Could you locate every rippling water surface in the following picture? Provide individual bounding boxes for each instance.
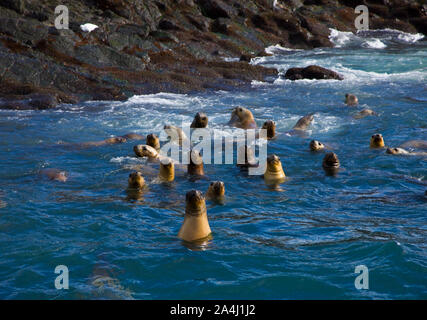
[0,30,426,299]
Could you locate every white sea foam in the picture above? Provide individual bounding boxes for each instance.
[328,29,354,47]
[329,28,424,48]
[223,57,240,62]
[362,39,387,49]
[265,44,303,55]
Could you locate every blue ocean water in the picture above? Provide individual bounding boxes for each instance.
[0,29,426,299]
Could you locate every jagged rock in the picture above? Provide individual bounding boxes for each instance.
[0,0,423,108]
[285,65,344,80]
[196,0,237,19]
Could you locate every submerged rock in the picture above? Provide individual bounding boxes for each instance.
[284,65,344,81]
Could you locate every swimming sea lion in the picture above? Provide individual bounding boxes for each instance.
[370,133,385,148]
[353,109,376,119]
[190,112,208,128]
[264,154,286,183]
[121,133,145,140]
[399,140,427,150]
[386,147,427,156]
[262,120,276,140]
[188,150,204,176]
[146,134,160,151]
[206,181,225,201]
[345,93,358,106]
[237,145,257,169]
[77,136,127,148]
[40,168,68,182]
[293,114,314,131]
[310,140,325,152]
[164,125,187,146]
[133,145,159,160]
[178,190,212,242]
[228,107,257,129]
[128,172,145,189]
[322,152,340,175]
[159,159,175,182]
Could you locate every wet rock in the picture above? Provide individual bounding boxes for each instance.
[196,0,236,19]
[0,0,423,108]
[285,65,344,80]
[211,18,232,35]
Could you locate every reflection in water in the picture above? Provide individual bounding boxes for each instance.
[181,234,213,251]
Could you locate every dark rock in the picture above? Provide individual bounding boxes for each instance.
[196,0,236,19]
[239,54,254,62]
[159,19,182,31]
[0,0,423,108]
[211,18,232,35]
[410,17,427,35]
[285,65,344,80]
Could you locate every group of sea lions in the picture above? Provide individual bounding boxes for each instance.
[38,93,426,244]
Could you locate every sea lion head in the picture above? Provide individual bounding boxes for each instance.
[105,137,127,144]
[310,140,325,152]
[207,181,225,199]
[265,154,286,181]
[178,190,211,243]
[146,133,160,150]
[159,158,175,181]
[188,150,204,175]
[345,93,358,106]
[262,120,276,139]
[229,106,256,129]
[370,133,385,148]
[322,152,340,175]
[185,190,206,216]
[386,147,409,155]
[191,112,208,128]
[293,114,314,130]
[133,144,158,158]
[128,172,145,189]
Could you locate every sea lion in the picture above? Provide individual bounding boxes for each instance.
[237,145,257,169]
[146,133,160,151]
[190,112,208,128]
[228,106,257,129]
[159,159,175,182]
[399,140,427,150]
[264,154,286,183]
[178,190,212,242]
[133,145,159,160]
[370,133,385,148]
[310,140,325,152]
[386,147,427,156]
[206,181,225,201]
[121,133,145,140]
[345,93,358,106]
[262,120,276,140]
[293,114,314,131]
[77,136,127,148]
[128,172,145,189]
[164,125,187,146]
[40,168,68,182]
[188,150,204,176]
[353,109,376,119]
[322,152,340,175]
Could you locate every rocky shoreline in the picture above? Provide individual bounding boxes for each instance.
[0,0,425,109]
